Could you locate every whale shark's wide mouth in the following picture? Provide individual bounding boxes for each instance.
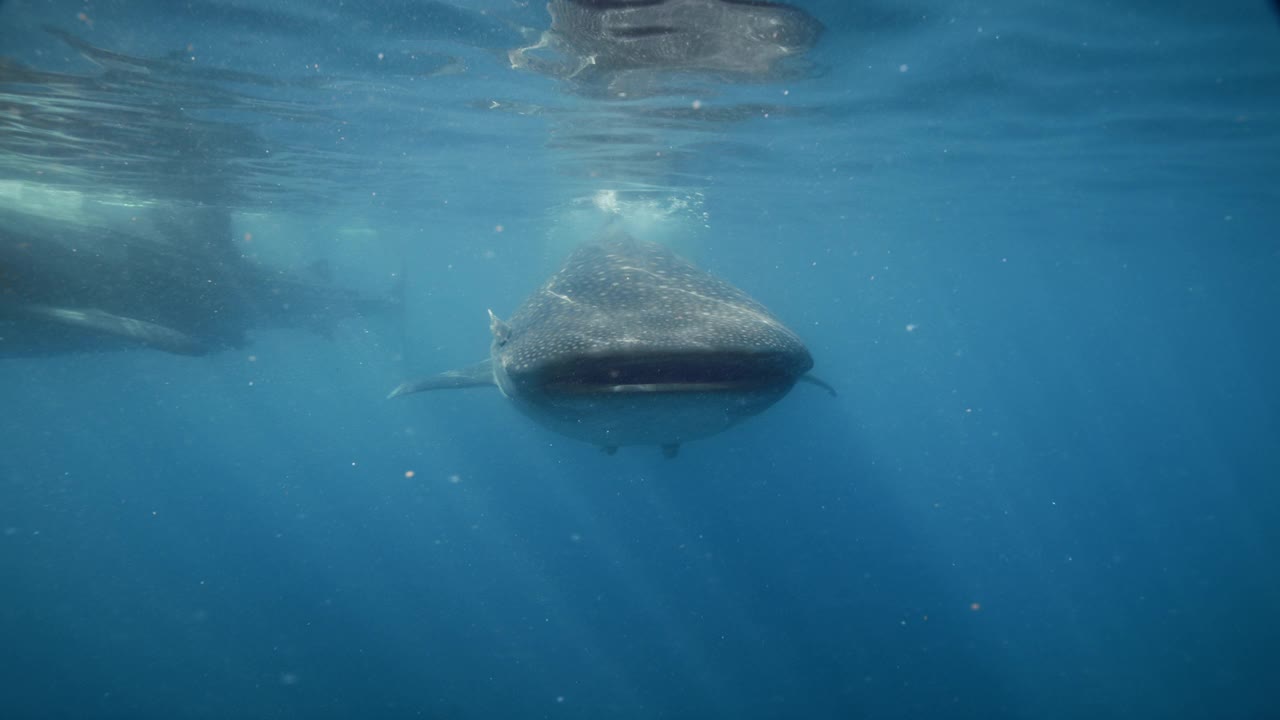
[516,350,809,395]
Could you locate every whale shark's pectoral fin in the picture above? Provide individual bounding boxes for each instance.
[386,360,496,399]
[24,304,208,356]
[799,373,838,397]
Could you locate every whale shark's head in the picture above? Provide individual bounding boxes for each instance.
[493,233,814,385]
[544,0,824,75]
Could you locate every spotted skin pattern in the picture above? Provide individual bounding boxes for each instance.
[498,232,811,386]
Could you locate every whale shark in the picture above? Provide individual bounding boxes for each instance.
[0,204,396,357]
[388,228,833,457]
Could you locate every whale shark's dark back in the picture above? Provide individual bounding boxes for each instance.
[497,232,812,394]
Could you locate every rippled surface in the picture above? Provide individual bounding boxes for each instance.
[4,2,1275,211]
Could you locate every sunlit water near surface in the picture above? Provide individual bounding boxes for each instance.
[1,1,1278,718]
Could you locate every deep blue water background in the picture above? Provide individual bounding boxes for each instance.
[2,1,1279,718]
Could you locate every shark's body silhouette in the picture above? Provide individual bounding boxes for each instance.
[390,229,832,456]
[0,205,394,357]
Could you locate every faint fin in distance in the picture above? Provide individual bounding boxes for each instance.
[307,258,333,283]
[799,373,837,397]
[387,360,496,399]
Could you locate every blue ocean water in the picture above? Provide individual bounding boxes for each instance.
[1,1,1278,718]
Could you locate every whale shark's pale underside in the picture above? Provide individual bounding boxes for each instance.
[389,229,833,457]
